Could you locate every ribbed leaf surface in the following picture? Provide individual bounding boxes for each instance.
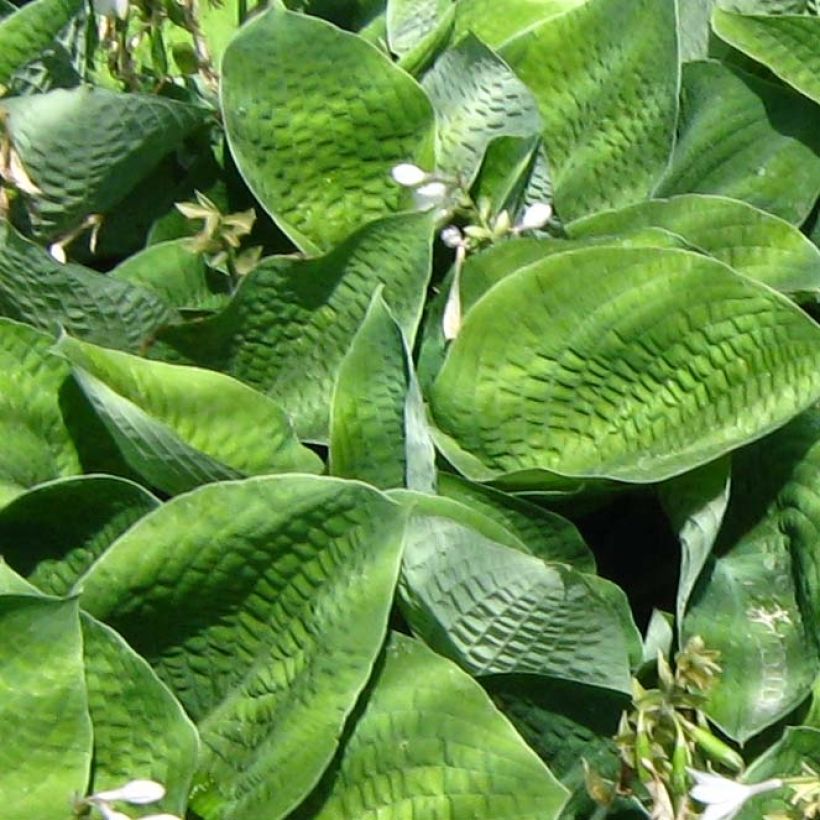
[309,633,569,819]
[55,334,322,495]
[155,212,434,441]
[400,514,639,692]
[0,220,176,351]
[0,595,91,820]
[81,615,199,816]
[1,88,206,241]
[498,0,679,220]
[657,61,820,224]
[683,411,820,741]
[0,318,80,505]
[76,476,407,820]
[569,195,820,295]
[0,475,159,596]
[431,246,820,483]
[221,6,435,252]
[713,9,820,104]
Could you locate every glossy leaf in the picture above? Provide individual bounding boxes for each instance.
[0,317,80,505]
[0,594,91,820]
[0,475,159,596]
[569,194,820,296]
[0,219,176,351]
[400,513,639,692]
[422,33,542,187]
[330,292,435,491]
[713,8,820,104]
[386,0,448,56]
[76,476,407,820]
[55,334,322,495]
[221,5,435,252]
[0,0,82,85]
[659,458,731,624]
[437,472,595,570]
[0,87,206,241]
[154,212,434,441]
[308,633,570,819]
[497,0,679,220]
[683,411,820,740]
[109,238,228,312]
[431,246,820,483]
[81,614,199,816]
[656,61,820,224]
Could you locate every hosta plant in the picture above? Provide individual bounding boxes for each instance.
[0,0,819,818]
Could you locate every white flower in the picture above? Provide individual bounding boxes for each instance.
[689,769,783,820]
[412,180,449,212]
[515,202,552,232]
[93,0,128,17]
[93,779,166,805]
[390,163,428,187]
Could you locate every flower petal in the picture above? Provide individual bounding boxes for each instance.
[93,779,166,805]
[390,163,427,187]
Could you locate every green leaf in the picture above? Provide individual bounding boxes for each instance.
[1,87,206,241]
[437,472,596,570]
[109,238,229,313]
[683,411,820,740]
[330,291,434,490]
[0,594,91,819]
[430,246,820,483]
[0,0,82,86]
[307,632,570,819]
[497,0,679,220]
[386,0,448,55]
[400,513,639,692]
[0,220,177,351]
[713,8,820,104]
[678,0,717,62]
[76,475,407,820]
[0,475,159,596]
[659,458,731,624]
[656,61,820,224]
[422,33,542,187]
[736,727,820,819]
[55,334,322,495]
[0,317,80,505]
[154,211,434,441]
[221,5,435,253]
[569,194,820,296]
[81,614,199,817]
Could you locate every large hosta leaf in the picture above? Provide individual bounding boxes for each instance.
[683,410,820,741]
[421,33,542,187]
[656,61,820,224]
[221,5,435,253]
[0,318,80,505]
[496,0,678,220]
[0,220,176,351]
[307,633,569,819]
[0,0,82,85]
[0,475,159,596]
[713,8,820,104]
[0,594,91,819]
[400,514,639,692]
[155,211,434,441]
[430,246,820,483]
[81,615,198,816]
[0,87,206,241]
[330,291,434,490]
[76,476,407,820]
[55,334,321,495]
[569,195,820,296]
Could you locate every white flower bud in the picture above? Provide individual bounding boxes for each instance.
[93,0,129,17]
[517,202,553,231]
[412,181,448,211]
[390,163,428,187]
[93,779,166,805]
[440,226,463,248]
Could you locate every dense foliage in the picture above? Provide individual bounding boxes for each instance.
[0,0,819,818]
